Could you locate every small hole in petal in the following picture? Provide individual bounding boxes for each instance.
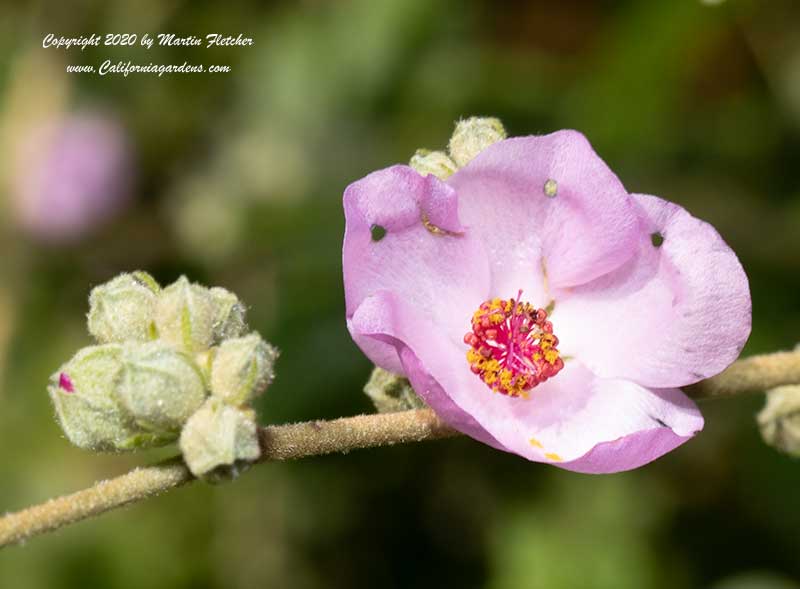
[650,232,664,248]
[543,179,558,198]
[370,224,387,242]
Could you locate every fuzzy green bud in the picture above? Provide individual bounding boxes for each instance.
[210,333,278,405]
[118,342,207,432]
[409,149,457,180]
[48,345,175,452]
[758,385,800,457]
[448,116,507,167]
[179,398,261,480]
[364,367,425,413]
[155,276,216,353]
[194,348,216,384]
[209,287,248,343]
[87,272,160,343]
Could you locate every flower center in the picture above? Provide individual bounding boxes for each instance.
[463,291,563,398]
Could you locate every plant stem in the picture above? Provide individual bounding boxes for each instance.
[1,349,799,550]
[0,408,455,549]
[685,349,800,399]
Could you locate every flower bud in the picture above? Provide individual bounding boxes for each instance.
[194,348,216,384]
[757,385,800,457]
[118,342,207,432]
[48,345,175,452]
[448,116,507,167]
[87,272,160,344]
[209,287,248,343]
[154,276,216,353]
[364,367,425,413]
[409,149,457,180]
[179,398,261,480]
[210,334,278,405]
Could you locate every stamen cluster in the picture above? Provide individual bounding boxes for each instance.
[464,293,563,398]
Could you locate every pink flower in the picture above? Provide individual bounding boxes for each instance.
[343,130,751,473]
[11,114,133,243]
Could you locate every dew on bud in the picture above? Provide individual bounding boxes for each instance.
[179,398,261,479]
[209,287,248,344]
[154,276,216,353]
[51,272,278,467]
[48,344,175,452]
[210,333,278,406]
[117,341,207,432]
[87,272,160,344]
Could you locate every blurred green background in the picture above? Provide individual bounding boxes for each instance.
[1,0,799,587]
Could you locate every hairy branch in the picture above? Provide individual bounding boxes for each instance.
[1,349,799,550]
[685,350,800,399]
[0,408,455,549]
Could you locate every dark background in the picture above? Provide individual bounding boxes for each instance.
[0,1,799,587]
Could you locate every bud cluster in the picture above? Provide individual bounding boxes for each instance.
[409,117,507,180]
[49,272,278,480]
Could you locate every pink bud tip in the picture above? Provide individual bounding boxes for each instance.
[59,372,74,393]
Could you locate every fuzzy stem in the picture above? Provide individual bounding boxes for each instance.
[1,349,799,549]
[685,350,800,399]
[0,408,455,549]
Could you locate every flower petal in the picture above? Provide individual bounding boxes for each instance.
[343,165,490,373]
[554,193,751,388]
[447,131,641,302]
[508,372,703,473]
[348,290,505,450]
[349,289,702,473]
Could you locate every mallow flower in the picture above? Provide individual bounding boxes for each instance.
[11,113,133,243]
[343,120,751,473]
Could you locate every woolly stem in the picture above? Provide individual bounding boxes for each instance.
[0,408,455,549]
[1,349,799,550]
[685,349,800,399]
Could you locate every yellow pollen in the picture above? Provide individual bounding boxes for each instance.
[421,213,448,235]
[544,452,563,462]
[528,437,543,448]
[465,292,563,398]
[483,359,500,373]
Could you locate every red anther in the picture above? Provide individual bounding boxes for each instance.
[464,292,564,398]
